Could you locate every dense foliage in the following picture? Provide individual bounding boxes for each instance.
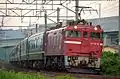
[101,51,120,75]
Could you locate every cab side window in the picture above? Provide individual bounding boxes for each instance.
[90,32,95,38]
[65,30,80,37]
[90,32,101,39]
[83,32,88,38]
[96,33,100,39]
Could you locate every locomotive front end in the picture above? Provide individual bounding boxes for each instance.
[64,24,103,71]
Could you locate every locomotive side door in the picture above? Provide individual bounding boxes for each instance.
[81,30,90,53]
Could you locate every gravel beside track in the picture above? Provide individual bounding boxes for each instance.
[40,70,120,79]
[0,60,120,79]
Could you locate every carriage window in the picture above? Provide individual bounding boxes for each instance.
[65,30,80,37]
[83,32,88,38]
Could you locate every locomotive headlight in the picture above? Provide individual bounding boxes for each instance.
[100,43,103,46]
[94,27,97,30]
[74,26,77,29]
[68,57,71,61]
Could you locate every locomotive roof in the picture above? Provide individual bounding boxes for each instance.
[66,24,103,31]
[46,27,67,33]
[46,24,103,33]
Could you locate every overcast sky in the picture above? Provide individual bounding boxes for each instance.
[0,0,118,29]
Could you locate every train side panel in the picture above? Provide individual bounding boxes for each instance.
[45,28,64,56]
[20,38,28,61]
[27,33,44,60]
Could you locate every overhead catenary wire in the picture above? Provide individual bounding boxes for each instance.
[0,0,119,28]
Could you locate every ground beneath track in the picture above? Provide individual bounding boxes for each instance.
[0,60,120,79]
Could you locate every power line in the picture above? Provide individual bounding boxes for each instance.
[0,3,60,5]
[1,26,30,27]
[0,15,75,17]
[0,8,57,10]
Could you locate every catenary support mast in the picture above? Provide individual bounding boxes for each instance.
[75,0,79,20]
[119,0,120,54]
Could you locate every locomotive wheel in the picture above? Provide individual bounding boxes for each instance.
[36,61,40,69]
[37,61,43,69]
[23,62,26,68]
[57,60,64,71]
[45,57,51,70]
[58,62,63,71]
[32,61,37,69]
[51,59,57,71]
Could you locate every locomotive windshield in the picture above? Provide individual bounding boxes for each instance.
[65,30,81,37]
[90,32,103,39]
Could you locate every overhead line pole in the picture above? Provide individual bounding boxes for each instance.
[57,7,60,23]
[118,0,120,54]
[5,0,7,16]
[99,3,101,19]
[75,0,79,20]
[44,11,47,31]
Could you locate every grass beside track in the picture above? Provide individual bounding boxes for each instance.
[0,70,92,79]
[0,70,46,79]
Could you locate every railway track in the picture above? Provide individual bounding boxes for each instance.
[0,60,120,79]
[39,70,120,79]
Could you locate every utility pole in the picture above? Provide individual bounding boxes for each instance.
[57,7,60,23]
[5,0,7,16]
[66,3,68,21]
[1,16,4,29]
[44,11,47,31]
[99,3,101,18]
[36,24,38,33]
[119,0,120,54]
[75,0,79,20]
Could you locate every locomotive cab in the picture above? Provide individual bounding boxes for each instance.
[64,24,103,70]
[64,28,82,56]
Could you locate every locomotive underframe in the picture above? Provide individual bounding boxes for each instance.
[67,56,100,68]
[10,55,100,71]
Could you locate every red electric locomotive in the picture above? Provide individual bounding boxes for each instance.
[10,19,103,73]
[44,20,103,72]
